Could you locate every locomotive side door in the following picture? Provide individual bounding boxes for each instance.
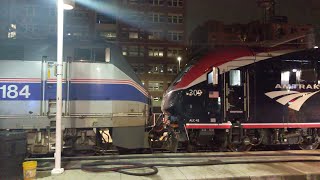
[45,61,68,117]
[224,69,249,123]
[206,67,222,123]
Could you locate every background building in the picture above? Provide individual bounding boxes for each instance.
[188,20,314,55]
[0,0,187,112]
[188,0,315,56]
[186,0,320,44]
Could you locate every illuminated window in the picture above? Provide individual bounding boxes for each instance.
[148,47,164,57]
[122,46,128,56]
[168,14,183,24]
[129,32,138,39]
[229,70,241,86]
[7,32,16,39]
[281,71,290,85]
[208,67,218,85]
[159,65,164,73]
[99,31,117,39]
[8,24,16,39]
[147,64,164,74]
[148,81,164,91]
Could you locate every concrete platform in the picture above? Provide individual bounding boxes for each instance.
[36,150,320,180]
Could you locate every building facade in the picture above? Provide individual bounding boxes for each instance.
[189,20,314,56]
[0,0,187,112]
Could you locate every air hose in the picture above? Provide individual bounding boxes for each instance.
[81,161,158,176]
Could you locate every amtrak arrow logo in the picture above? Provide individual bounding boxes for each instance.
[265,90,320,111]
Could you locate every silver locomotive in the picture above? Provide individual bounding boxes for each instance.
[0,43,151,154]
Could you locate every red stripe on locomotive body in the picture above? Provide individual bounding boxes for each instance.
[0,78,40,80]
[242,123,320,129]
[0,78,41,83]
[185,123,232,129]
[185,123,320,129]
[173,47,255,90]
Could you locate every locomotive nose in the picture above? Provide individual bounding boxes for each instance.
[161,90,180,115]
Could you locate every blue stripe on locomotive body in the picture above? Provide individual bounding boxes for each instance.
[45,82,67,100]
[0,82,148,103]
[69,83,148,103]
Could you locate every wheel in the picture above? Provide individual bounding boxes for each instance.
[228,143,252,152]
[299,129,320,150]
[299,140,319,150]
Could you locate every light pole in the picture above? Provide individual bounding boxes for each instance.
[177,56,182,72]
[51,0,73,175]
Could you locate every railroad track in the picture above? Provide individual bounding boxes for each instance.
[27,143,316,159]
[29,149,320,176]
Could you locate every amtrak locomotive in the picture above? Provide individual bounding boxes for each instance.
[161,47,320,152]
[0,43,151,154]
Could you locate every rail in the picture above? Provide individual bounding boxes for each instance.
[29,150,320,176]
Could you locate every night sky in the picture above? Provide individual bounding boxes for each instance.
[186,0,319,37]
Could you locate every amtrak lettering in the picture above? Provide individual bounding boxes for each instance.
[265,84,320,111]
[274,84,320,90]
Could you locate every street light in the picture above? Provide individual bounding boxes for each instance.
[63,0,74,10]
[177,56,182,72]
[51,0,74,175]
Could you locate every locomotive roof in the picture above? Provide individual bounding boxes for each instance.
[109,45,144,87]
[169,46,316,92]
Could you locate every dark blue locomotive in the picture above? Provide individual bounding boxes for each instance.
[161,47,320,151]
